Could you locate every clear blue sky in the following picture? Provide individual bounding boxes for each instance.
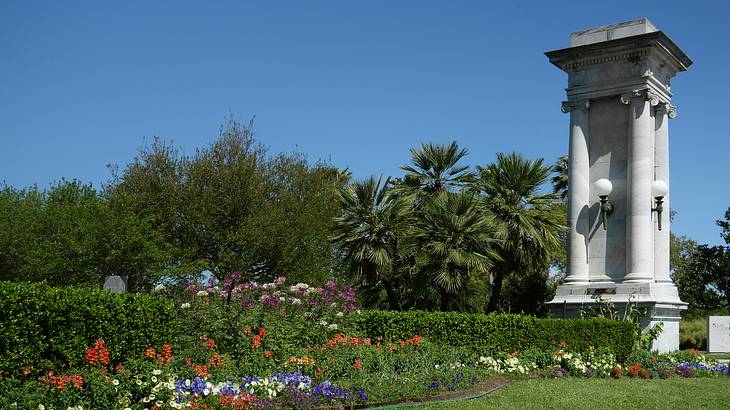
[1,1,729,246]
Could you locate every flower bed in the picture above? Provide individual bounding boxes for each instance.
[2,276,728,409]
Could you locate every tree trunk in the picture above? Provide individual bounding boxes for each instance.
[440,289,451,311]
[383,280,400,311]
[486,265,507,313]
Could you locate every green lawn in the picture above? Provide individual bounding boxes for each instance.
[405,378,730,409]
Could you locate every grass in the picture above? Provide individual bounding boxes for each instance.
[406,377,730,409]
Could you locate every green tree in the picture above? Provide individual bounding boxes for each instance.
[399,141,475,196]
[108,117,343,284]
[477,152,565,313]
[332,176,410,309]
[551,155,569,199]
[673,208,730,312]
[412,191,499,311]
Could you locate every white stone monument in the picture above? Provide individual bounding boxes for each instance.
[545,19,692,353]
[103,275,127,293]
[708,316,730,353]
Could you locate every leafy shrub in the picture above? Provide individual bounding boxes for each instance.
[680,317,707,350]
[0,281,176,376]
[352,310,635,362]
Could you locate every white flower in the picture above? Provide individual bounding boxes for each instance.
[279,296,286,302]
[319,320,328,326]
[196,290,208,297]
[37,405,45,410]
[291,298,302,305]
[180,302,191,309]
[135,379,143,386]
[328,323,338,330]
[152,369,162,375]
[203,388,210,395]
[336,312,344,317]
[149,394,155,400]
[154,284,165,292]
[112,379,120,386]
[151,376,158,383]
[156,402,163,407]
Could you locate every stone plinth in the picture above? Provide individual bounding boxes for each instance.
[708,317,730,353]
[546,19,692,353]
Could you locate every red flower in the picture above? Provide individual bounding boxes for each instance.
[263,351,273,359]
[85,339,110,367]
[257,328,267,338]
[353,358,362,369]
[205,338,215,350]
[252,335,261,349]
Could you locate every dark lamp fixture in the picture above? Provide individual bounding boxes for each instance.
[651,180,668,231]
[594,179,614,230]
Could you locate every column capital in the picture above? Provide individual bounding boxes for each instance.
[655,102,678,119]
[620,89,662,106]
[561,99,590,113]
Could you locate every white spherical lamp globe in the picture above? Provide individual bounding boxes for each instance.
[594,179,613,197]
[651,180,668,198]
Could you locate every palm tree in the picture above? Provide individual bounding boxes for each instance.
[399,141,475,196]
[552,155,569,199]
[332,175,410,310]
[412,191,499,311]
[477,152,566,313]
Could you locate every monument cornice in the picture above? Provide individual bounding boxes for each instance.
[545,31,692,73]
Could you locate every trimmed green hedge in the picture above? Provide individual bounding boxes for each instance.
[0,281,176,375]
[354,310,634,362]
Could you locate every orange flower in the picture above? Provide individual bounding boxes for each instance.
[210,352,225,367]
[145,347,157,359]
[253,335,261,349]
[85,339,110,367]
[159,344,173,365]
[263,351,273,359]
[353,358,362,369]
[193,364,209,378]
[205,338,215,350]
[690,348,698,357]
[244,327,252,334]
[511,351,518,358]
[22,367,31,377]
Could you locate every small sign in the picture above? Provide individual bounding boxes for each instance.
[708,316,730,353]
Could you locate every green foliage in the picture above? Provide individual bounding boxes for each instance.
[679,317,707,350]
[108,117,344,284]
[0,281,176,376]
[477,152,565,313]
[412,191,499,310]
[0,180,169,290]
[353,310,634,362]
[672,208,730,313]
[332,175,411,310]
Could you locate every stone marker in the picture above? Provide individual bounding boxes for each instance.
[103,275,126,294]
[708,316,730,353]
[545,18,692,353]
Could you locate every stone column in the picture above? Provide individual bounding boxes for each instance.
[563,100,590,284]
[623,92,655,283]
[654,103,676,283]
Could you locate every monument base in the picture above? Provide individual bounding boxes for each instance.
[547,282,687,353]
